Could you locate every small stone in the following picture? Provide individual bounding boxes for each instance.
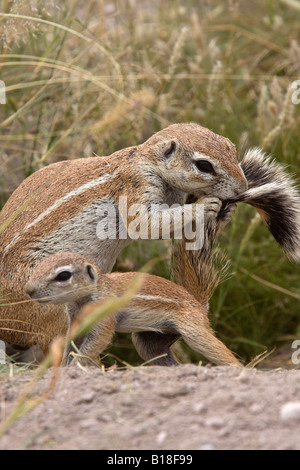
[80,418,98,429]
[96,413,111,423]
[180,366,198,377]
[159,386,189,398]
[249,403,264,415]
[199,444,214,450]
[74,392,95,404]
[233,396,245,407]
[68,369,80,379]
[280,402,300,423]
[238,372,250,384]
[156,431,167,444]
[217,427,230,437]
[193,402,206,413]
[204,417,224,428]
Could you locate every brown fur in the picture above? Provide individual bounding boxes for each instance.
[0,123,247,352]
[25,213,241,367]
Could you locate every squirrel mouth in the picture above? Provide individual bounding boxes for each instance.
[29,296,52,304]
[37,296,67,304]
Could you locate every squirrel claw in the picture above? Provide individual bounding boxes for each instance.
[195,196,222,219]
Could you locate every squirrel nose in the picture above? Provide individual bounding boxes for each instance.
[25,284,36,297]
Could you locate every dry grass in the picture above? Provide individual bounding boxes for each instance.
[0,0,300,364]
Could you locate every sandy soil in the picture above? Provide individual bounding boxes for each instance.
[0,364,300,450]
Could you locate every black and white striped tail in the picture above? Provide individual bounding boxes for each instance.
[226,148,300,262]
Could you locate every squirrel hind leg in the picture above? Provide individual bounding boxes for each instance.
[178,320,242,367]
[132,331,180,366]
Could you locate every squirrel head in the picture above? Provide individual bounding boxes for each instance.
[25,252,99,304]
[143,123,248,199]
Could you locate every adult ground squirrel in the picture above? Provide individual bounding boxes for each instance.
[25,204,241,367]
[0,123,247,352]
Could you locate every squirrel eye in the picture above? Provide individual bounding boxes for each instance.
[54,271,72,282]
[194,160,215,174]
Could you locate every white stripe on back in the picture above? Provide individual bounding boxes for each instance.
[4,172,115,254]
[134,294,178,304]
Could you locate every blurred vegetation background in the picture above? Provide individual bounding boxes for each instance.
[0,0,300,367]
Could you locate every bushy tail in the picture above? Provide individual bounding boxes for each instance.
[171,216,229,305]
[223,148,300,262]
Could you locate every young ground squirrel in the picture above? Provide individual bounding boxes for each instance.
[25,206,241,368]
[0,123,247,352]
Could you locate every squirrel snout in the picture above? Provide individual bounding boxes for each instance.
[25,283,36,298]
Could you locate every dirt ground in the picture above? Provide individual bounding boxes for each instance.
[0,363,300,450]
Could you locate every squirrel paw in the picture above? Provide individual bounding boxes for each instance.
[195,196,222,219]
[217,202,237,226]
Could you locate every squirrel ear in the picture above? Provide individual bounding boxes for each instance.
[86,265,97,282]
[155,138,179,159]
